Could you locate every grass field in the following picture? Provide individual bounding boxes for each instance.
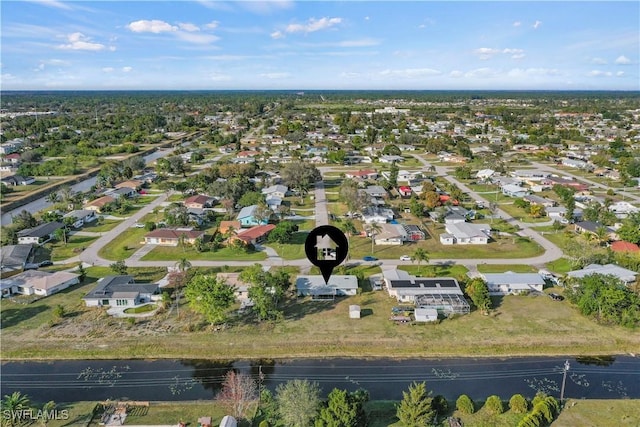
[97,227,148,261]
[476,264,538,273]
[498,202,553,223]
[80,218,123,232]
[141,245,267,261]
[46,235,99,261]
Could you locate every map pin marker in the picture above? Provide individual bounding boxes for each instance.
[304,225,349,284]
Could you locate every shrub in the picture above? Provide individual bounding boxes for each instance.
[432,395,448,415]
[258,422,269,427]
[484,395,504,415]
[517,412,542,427]
[456,394,475,414]
[52,304,65,319]
[509,394,529,413]
[532,391,547,407]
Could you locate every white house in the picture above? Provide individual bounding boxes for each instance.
[440,223,491,245]
[476,169,495,181]
[83,275,160,307]
[261,184,289,199]
[414,308,439,322]
[374,223,408,245]
[481,272,546,295]
[608,201,639,219]
[567,264,638,285]
[296,275,358,299]
[63,210,97,228]
[502,184,529,198]
[17,222,64,245]
[0,270,80,297]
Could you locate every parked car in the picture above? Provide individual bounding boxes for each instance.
[549,293,564,301]
[363,256,378,262]
[38,260,53,267]
[399,255,412,261]
[132,223,145,228]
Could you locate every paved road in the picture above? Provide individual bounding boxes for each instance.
[314,180,329,227]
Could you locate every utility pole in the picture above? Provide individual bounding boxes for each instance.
[258,364,265,404]
[560,359,570,402]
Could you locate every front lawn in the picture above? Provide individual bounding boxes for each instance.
[141,245,267,261]
[46,235,99,261]
[477,264,538,273]
[98,227,147,261]
[81,218,122,232]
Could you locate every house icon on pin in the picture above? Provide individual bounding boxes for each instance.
[316,234,338,260]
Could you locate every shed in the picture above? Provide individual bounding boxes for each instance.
[219,416,237,427]
[414,308,439,322]
[198,417,212,427]
[349,305,361,319]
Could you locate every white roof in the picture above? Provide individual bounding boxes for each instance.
[296,275,358,291]
[445,223,491,239]
[482,272,545,286]
[567,263,637,283]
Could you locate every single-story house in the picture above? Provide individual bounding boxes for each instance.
[502,184,529,198]
[84,195,116,213]
[523,195,556,208]
[296,275,358,299]
[382,269,470,315]
[480,272,546,295]
[566,263,637,285]
[234,224,276,245]
[261,184,289,199]
[237,205,269,227]
[219,221,241,235]
[476,169,495,181]
[543,176,589,192]
[17,221,64,245]
[105,187,137,199]
[1,175,35,186]
[398,186,412,197]
[608,201,639,219]
[143,228,205,246]
[379,155,404,163]
[374,223,408,245]
[362,206,394,224]
[1,270,79,297]
[83,275,160,307]
[574,221,616,240]
[440,223,491,245]
[216,272,250,301]
[610,241,640,253]
[184,194,215,209]
[0,244,34,278]
[265,195,282,211]
[364,185,387,198]
[345,170,378,180]
[115,180,143,190]
[63,210,97,228]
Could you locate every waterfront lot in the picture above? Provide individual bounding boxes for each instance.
[2,274,639,360]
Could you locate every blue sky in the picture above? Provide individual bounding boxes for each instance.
[1,1,639,90]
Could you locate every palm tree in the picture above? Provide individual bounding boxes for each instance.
[366,222,382,254]
[173,258,192,315]
[594,226,610,247]
[412,248,429,275]
[45,191,60,204]
[176,257,192,272]
[338,220,357,261]
[2,391,31,427]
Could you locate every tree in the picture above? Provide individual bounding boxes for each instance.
[1,391,31,427]
[54,227,68,245]
[45,191,60,204]
[484,395,504,415]
[455,394,475,414]
[109,260,128,275]
[616,214,640,244]
[423,191,440,210]
[395,381,435,427]
[388,162,399,188]
[12,210,37,231]
[315,388,369,427]
[276,379,321,427]
[409,196,424,217]
[184,274,236,325]
[366,222,382,254]
[338,220,357,261]
[268,221,298,245]
[238,191,264,208]
[465,278,492,313]
[509,394,529,414]
[412,248,429,275]
[216,371,258,420]
[281,162,321,204]
[453,165,472,180]
[240,264,288,322]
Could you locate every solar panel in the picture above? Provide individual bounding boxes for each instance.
[437,280,458,288]
[390,280,417,288]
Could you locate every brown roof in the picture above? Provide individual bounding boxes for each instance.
[184,194,213,205]
[145,228,204,240]
[235,224,275,242]
[85,195,115,208]
[610,241,640,253]
[115,180,143,189]
[219,220,241,234]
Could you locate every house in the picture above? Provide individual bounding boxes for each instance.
[83,275,160,307]
[261,184,289,199]
[219,416,237,427]
[480,272,546,295]
[184,194,215,209]
[379,155,404,163]
[382,269,470,315]
[143,228,205,246]
[403,224,425,241]
[84,195,116,213]
[105,187,137,199]
[265,195,282,211]
[502,184,529,198]
[235,224,276,245]
[0,138,24,155]
[364,186,387,198]
[17,221,64,245]
[296,275,358,299]
[430,206,471,224]
[237,205,269,227]
[608,201,639,219]
[216,272,250,302]
[511,170,550,183]
[1,175,35,186]
[0,270,79,297]
[3,153,21,164]
[523,195,556,208]
[63,210,97,228]
[0,244,34,278]
[574,221,616,240]
[115,180,143,190]
[345,170,378,180]
[561,158,591,170]
[398,186,412,197]
[476,169,495,181]
[219,221,241,235]
[374,223,408,245]
[543,176,589,192]
[414,308,439,322]
[440,223,491,245]
[610,241,640,253]
[567,264,637,285]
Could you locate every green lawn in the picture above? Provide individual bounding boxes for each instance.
[45,235,99,261]
[97,227,147,261]
[141,245,267,261]
[84,266,168,283]
[553,398,640,427]
[124,303,158,314]
[498,203,553,223]
[476,264,538,273]
[546,258,574,274]
[81,219,122,232]
[273,232,308,260]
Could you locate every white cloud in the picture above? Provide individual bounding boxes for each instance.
[260,72,290,79]
[587,70,613,77]
[102,67,114,73]
[270,30,284,39]
[379,68,441,78]
[175,32,220,44]
[285,17,342,34]
[465,68,498,78]
[507,68,560,78]
[591,57,607,65]
[205,21,219,30]
[513,21,521,27]
[474,47,525,60]
[27,0,73,10]
[57,32,106,51]
[503,48,525,59]
[178,23,200,32]
[615,55,631,65]
[127,20,178,33]
[122,67,133,72]
[533,20,543,29]
[364,16,370,21]
[616,71,625,76]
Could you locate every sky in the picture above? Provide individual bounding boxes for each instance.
[1,0,639,91]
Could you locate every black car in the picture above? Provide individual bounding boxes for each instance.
[38,260,53,267]
[549,293,564,301]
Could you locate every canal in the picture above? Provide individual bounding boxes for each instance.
[1,356,638,402]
